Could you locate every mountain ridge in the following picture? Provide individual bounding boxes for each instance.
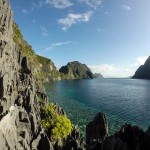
[132,56,150,79]
[59,61,94,79]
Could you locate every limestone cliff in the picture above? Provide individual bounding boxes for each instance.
[132,56,150,79]
[0,0,53,149]
[0,1,86,149]
[3,1,150,150]
[59,61,94,79]
[13,22,60,84]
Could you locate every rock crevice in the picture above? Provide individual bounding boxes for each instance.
[0,0,52,149]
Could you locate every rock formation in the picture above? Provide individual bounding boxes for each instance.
[54,126,86,150]
[59,61,94,79]
[132,56,150,79]
[86,112,109,149]
[86,112,150,150]
[0,0,86,149]
[12,22,60,83]
[0,0,53,149]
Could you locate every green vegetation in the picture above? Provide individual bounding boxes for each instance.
[41,103,73,140]
[59,61,94,79]
[13,22,34,59]
[12,22,60,83]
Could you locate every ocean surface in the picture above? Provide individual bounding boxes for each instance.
[45,78,150,138]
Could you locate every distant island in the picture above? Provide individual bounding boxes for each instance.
[132,56,150,79]
[94,73,104,78]
[59,61,94,79]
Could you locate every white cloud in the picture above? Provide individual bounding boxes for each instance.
[40,26,48,36]
[78,0,102,9]
[45,0,73,9]
[133,56,148,67]
[58,11,93,31]
[45,41,77,51]
[89,64,133,78]
[89,56,149,78]
[122,5,131,11]
[22,9,29,14]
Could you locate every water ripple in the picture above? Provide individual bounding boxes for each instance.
[45,78,150,138]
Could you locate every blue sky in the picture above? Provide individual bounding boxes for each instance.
[10,0,150,77]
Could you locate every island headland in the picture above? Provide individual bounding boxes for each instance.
[132,56,150,79]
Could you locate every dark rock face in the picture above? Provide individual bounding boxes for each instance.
[54,126,86,150]
[102,137,129,150]
[103,124,146,150]
[0,1,87,150]
[132,56,150,79]
[59,61,94,79]
[86,113,150,150]
[86,112,109,148]
[0,0,53,149]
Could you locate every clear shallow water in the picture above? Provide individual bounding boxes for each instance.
[45,78,150,138]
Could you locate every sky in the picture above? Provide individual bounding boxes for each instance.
[10,0,150,77]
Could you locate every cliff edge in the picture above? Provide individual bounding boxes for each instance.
[0,1,85,149]
[0,0,53,149]
[132,56,150,79]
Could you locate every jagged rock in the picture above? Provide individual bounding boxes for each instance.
[86,112,109,147]
[102,137,129,150]
[54,103,66,115]
[140,126,150,150]
[0,0,53,149]
[86,113,150,150]
[0,1,86,150]
[116,124,145,150]
[32,129,54,150]
[61,126,86,150]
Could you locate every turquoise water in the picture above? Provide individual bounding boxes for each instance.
[45,78,150,138]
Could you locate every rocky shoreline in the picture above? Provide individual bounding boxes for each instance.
[86,112,150,150]
[0,0,150,149]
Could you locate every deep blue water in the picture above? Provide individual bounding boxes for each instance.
[45,78,150,137]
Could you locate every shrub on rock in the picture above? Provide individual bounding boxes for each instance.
[41,103,73,140]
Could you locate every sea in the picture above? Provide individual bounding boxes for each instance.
[45,78,150,138]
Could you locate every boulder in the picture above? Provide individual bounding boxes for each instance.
[102,124,145,150]
[86,112,109,145]
[102,137,129,150]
